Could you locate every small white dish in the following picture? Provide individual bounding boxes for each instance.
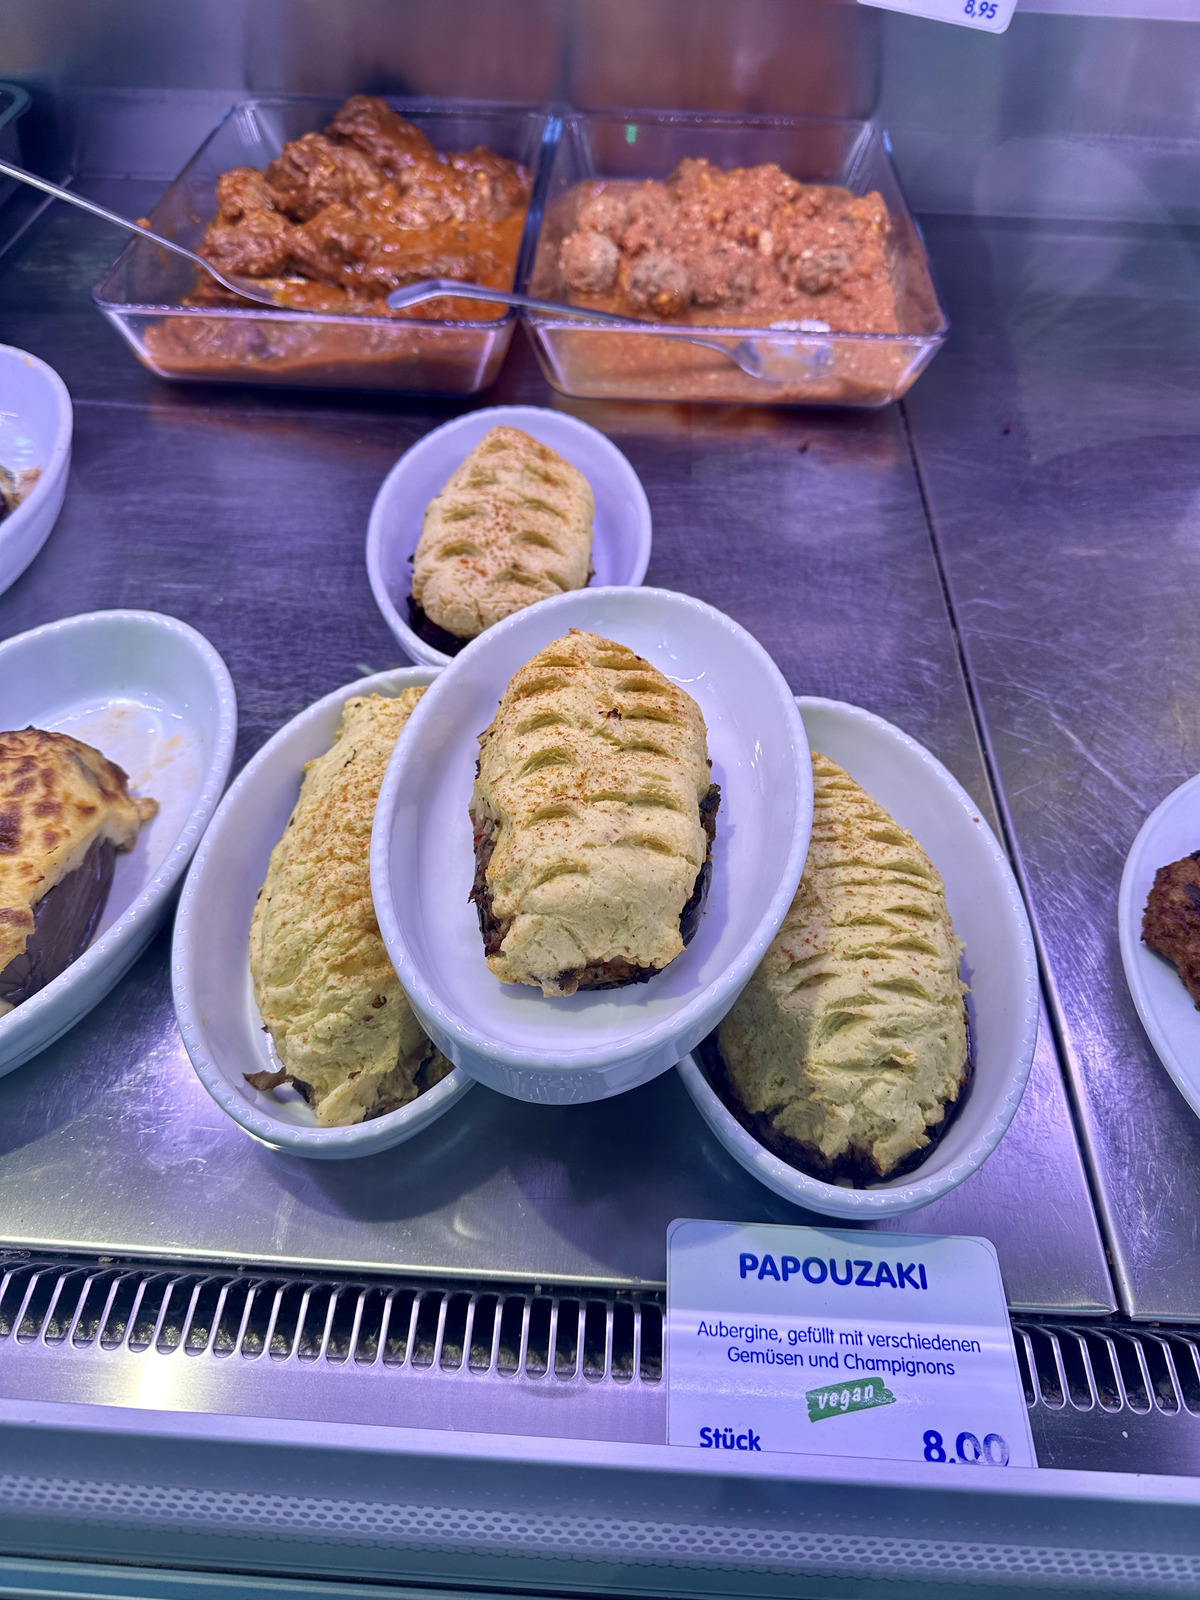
[366,404,653,668]
[0,610,236,1077]
[0,344,72,597]
[370,587,813,1105]
[172,667,474,1158]
[1118,772,1200,1118]
[677,697,1039,1219]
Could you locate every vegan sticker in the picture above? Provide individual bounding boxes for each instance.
[806,1378,897,1423]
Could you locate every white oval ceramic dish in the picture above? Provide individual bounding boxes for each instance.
[0,344,72,597]
[370,587,813,1105]
[676,696,1039,1219]
[366,405,653,668]
[0,609,236,1077]
[173,667,474,1158]
[1118,772,1200,1118]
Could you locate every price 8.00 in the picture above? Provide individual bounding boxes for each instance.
[962,0,999,15]
[923,1429,1010,1466]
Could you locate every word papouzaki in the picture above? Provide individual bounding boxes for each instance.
[738,1253,930,1290]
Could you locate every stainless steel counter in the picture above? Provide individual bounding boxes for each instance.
[0,180,1113,1313]
[907,213,1200,1321]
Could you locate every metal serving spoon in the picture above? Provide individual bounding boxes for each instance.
[386,279,833,384]
[0,160,834,382]
[0,157,287,309]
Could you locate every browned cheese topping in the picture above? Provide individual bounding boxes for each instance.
[557,159,897,333]
[0,729,157,1012]
[190,95,531,316]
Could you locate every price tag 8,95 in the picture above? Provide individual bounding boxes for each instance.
[857,0,1017,33]
[666,1220,1035,1469]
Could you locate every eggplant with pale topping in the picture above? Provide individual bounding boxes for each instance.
[248,691,452,1126]
[469,629,719,996]
[710,752,969,1185]
[410,426,595,650]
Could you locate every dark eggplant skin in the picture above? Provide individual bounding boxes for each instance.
[407,595,469,657]
[0,836,116,1010]
[698,999,974,1188]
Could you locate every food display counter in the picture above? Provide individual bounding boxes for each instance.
[4,4,1200,1594]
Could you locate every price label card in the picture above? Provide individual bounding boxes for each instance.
[667,1220,1035,1469]
[857,0,1017,33]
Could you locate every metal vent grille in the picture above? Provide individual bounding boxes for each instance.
[8,1254,1200,1413]
[10,1251,1200,1477]
[0,1255,663,1383]
[1011,1319,1200,1415]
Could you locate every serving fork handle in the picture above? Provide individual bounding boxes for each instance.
[0,158,283,309]
[385,278,648,326]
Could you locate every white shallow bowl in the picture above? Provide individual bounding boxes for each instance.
[677,697,1040,1219]
[0,345,72,597]
[1118,772,1200,1118]
[173,667,474,1158]
[366,405,653,668]
[0,610,236,1076]
[370,587,813,1104]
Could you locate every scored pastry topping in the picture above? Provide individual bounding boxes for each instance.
[0,728,158,1015]
[411,426,595,648]
[1142,849,1200,1008]
[470,628,719,997]
[249,691,451,1127]
[712,752,968,1185]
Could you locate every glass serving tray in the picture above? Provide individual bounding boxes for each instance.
[525,109,948,407]
[92,95,553,396]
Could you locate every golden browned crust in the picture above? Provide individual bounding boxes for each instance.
[0,728,156,976]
